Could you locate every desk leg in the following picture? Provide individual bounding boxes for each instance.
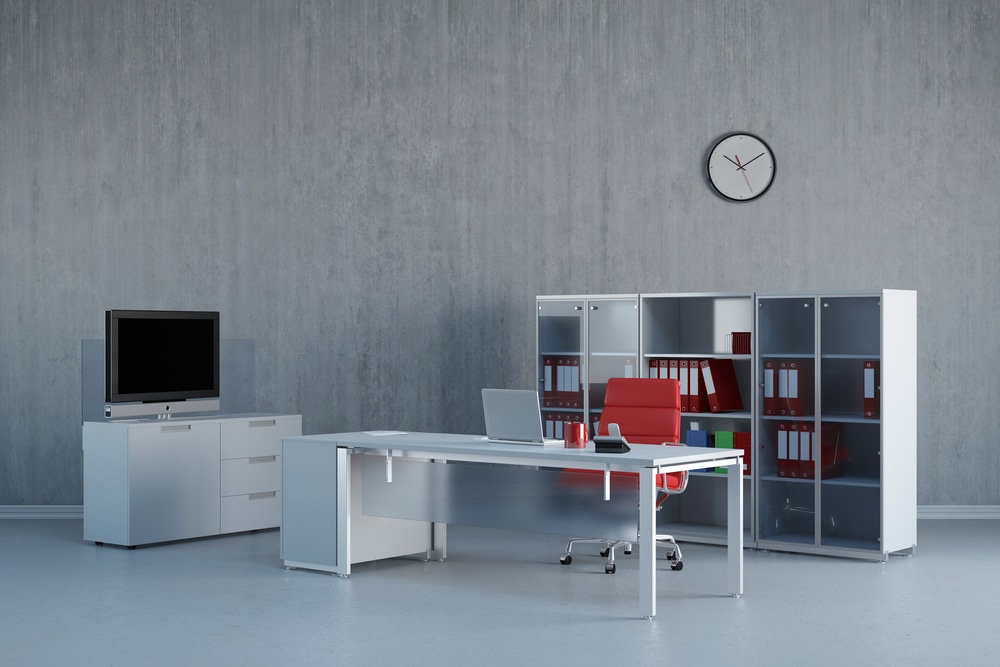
[336,447,351,576]
[639,468,656,619]
[432,522,447,561]
[727,457,744,597]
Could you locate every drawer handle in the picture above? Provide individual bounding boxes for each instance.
[249,491,277,500]
[161,424,192,433]
[249,419,277,428]
[248,455,277,464]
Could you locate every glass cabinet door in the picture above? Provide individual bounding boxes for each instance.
[585,297,638,433]
[818,295,883,552]
[537,299,585,439]
[757,296,818,547]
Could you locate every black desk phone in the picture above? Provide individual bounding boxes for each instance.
[593,423,630,453]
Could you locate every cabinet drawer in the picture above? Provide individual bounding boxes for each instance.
[221,456,280,497]
[220,417,300,459]
[129,421,220,450]
[221,491,280,533]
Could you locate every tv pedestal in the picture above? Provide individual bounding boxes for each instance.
[83,413,302,547]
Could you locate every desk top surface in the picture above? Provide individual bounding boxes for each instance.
[284,431,742,469]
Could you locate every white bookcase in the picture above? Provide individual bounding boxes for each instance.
[756,290,916,560]
[83,414,301,547]
[537,289,916,560]
[639,292,756,546]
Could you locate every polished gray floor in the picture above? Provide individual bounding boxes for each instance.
[2,519,998,666]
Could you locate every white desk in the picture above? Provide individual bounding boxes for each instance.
[280,431,743,619]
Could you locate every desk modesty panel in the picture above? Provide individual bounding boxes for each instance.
[280,431,743,619]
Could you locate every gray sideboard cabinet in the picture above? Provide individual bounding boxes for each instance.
[83,414,301,547]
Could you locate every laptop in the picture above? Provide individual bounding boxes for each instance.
[481,388,563,446]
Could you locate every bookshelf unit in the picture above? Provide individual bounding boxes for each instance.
[639,292,756,546]
[756,290,916,560]
[536,295,639,439]
[537,289,916,561]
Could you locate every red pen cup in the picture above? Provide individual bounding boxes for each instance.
[564,421,589,448]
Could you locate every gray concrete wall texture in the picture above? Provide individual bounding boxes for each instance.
[2,1,998,506]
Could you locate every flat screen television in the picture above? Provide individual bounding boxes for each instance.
[105,309,220,406]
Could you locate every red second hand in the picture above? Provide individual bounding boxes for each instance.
[735,154,754,193]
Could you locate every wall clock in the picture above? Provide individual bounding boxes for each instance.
[707,133,775,202]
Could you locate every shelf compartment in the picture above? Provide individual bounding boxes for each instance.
[641,294,754,356]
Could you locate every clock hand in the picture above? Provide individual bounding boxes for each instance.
[735,154,754,193]
[724,155,744,170]
[740,152,766,168]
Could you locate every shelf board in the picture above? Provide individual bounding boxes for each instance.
[820,413,881,424]
[759,474,880,488]
[820,353,880,360]
[684,410,752,420]
[759,353,815,359]
[760,474,813,485]
[643,353,751,360]
[758,413,880,424]
[819,536,881,552]
[759,414,816,422]
[821,475,880,488]
[589,351,638,357]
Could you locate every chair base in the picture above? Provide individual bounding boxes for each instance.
[559,535,683,574]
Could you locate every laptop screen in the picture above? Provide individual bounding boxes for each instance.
[481,388,550,444]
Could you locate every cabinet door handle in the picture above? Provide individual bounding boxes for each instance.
[249,455,277,464]
[249,419,277,428]
[249,491,277,500]
[160,424,192,433]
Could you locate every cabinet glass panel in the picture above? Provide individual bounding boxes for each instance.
[819,296,882,551]
[757,296,817,547]
[586,298,638,429]
[537,300,585,438]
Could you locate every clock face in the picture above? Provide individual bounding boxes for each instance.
[707,133,775,202]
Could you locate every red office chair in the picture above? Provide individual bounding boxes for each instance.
[558,377,687,574]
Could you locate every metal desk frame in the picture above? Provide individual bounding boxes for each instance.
[281,431,743,619]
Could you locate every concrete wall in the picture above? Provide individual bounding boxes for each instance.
[2,1,998,505]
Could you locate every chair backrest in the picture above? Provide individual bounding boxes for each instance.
[597,378,681,445]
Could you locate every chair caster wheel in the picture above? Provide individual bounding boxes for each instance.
[600,548,610,558]
[671,561,683,571]
[605,563,616,574]
[560,554,572,565]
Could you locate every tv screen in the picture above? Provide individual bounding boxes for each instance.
[105,310,220,404]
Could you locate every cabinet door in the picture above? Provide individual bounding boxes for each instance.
[757,295,818,548]
[817,296,883,551]
[586,297,638,429]
[128,423,221,545]
[537,299,585,439]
